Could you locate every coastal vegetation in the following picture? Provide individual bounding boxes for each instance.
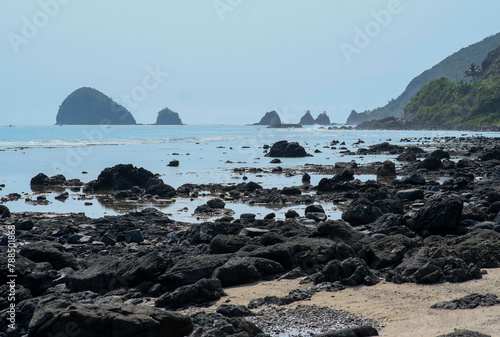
[402,46,500,127]
[347,32,500,124]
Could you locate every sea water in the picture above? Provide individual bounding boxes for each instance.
[0,125,496,221]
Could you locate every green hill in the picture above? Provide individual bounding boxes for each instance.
[347,32,500,124]
[401,46,500,127]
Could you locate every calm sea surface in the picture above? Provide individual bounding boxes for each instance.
[0,125,496,221]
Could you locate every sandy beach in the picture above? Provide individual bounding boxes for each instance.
[211,269,500,336]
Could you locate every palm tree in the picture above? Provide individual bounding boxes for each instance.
[465,63,481,83]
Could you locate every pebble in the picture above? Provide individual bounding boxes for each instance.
[248,304,378,337]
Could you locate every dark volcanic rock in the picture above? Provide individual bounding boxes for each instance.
[450,230,500,268]
[216,304,252,317]
[84,164,176,198]
[144,176,177,198]
[85,164,155,191]
[361,142,404,154]
[431,293,500,310]
[393,246,481,284]
[167,159,180,167]
[0,205,10,218]
[20,241,78,270]
[315,112,331,125]
[376,160,396,177]
[436,330,491,337]
[398,147,426,161]
[67,252,173,293]
[316,257,379,286]
[316,170,354,192]
[479,147,500,161]
[299,111,315,125]
[266,140,311,157]
[30,173,67,186]
[29,296,193,337]
[213,257,284,287]
[254,110,281,125]
[408,196,463,236]
[251,237,354,272]
[159,255,230,291]
[155,107,183,125]
[207,198,225,209]
[190,312,264,337]
[208,234,247,254]
[15,218,34,231]
[355,116,402,130]
[417,155,442,170]
[359,234,421,270]
[155,278,225,309]
[342,187,402,226]
[313,326,379,337]
[396,188,425,201]
[281,186,302,195]
[56,87,136,125]
[312,220,374,253]
[305,204,325,214]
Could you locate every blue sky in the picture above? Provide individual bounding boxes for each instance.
[2,0,500,125]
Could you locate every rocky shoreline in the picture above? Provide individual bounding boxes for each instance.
[3,136,500,336]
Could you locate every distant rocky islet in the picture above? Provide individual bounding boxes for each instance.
[56,87,184,126]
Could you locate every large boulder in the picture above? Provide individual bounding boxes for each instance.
[342,187,403,226]
[84,164,176,198]
[155,278,225,309]
[376,160,396,177]
[316,170,354,192]
[316,257,379,286]
[208,234,248,254]
[359,234,421,270]
[265,140,311,157]
[251,238,354,272]
[56,87,136,125]
[361,142,404,154]
[28,297,193,337]
[312,220,374,253]
[342,197,383,226]
[254,110,281,125]
[85,164,155,191]
[392,246,481,284]
[158,255,230,291]
[144,177,177,198]
[417,155,442,170]
[30,173,67,186]
[450,229,500,268]
[479,147,500,161]
[155,107,183,125]
[67,252,174,293]
[20,241,78,270]
[213,257,284,287]
[408,196,463,236]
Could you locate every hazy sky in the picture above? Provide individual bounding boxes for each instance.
[2,0,500,125]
